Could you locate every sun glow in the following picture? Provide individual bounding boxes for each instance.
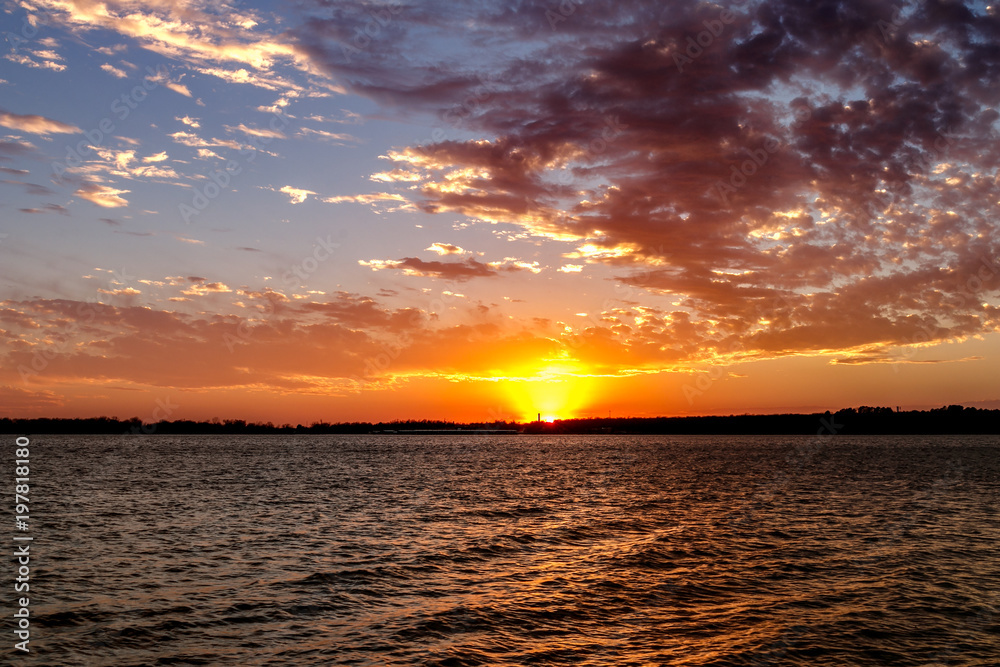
[502,369,598,422]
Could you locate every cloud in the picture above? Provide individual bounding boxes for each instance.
[2,180,54,196]
[226,123,286,139]
[830,353,984,366]
[4,51,66,72]
[26,0,304,96]
[320,192,413,212]
[0,385,62,412]
[75,184,130,208]
[68,148,180,181]
[0,141,36,162]
[305,110,362,125]
[100,63,128,78]
[0,108,80,135]
[426,243,467,256]
[488,257,543,274]
[278,185,316,204]
[370,168,422,183]
[8,0,1000,382]
[286,0,1000,362]
[195,66,304,92]
[165,81,192,97]
[196,148,222,160]
[147,69,192,97]
[181,281,231,296]
[169,131,241,150]
[96,44,127,56]
[143,151,169,163]
[19,204,69,215]
[296,127,356,143]
[177,116,201,128]
[0,293,544,391]
[359,256,533,281]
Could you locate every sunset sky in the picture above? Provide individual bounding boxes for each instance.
[1,0,998,423]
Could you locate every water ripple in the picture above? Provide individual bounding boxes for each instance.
[15,434,1000,665]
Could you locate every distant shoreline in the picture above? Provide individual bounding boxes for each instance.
[2,405,998,435]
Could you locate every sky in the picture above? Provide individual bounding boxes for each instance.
[0,0,998,424]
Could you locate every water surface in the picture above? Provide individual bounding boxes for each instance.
[18,434,1000,665]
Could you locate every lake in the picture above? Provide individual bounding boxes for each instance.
[14,434,1000,665]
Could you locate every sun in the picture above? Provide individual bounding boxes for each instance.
[502,366,597,422]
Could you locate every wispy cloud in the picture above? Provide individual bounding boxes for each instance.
[226,123,286,140]
[75,183,130,208]
[100,63,128,79]
[0,108,80,135]
[169,131,241,150]
[359,256,536,281]
[320,192,413,212]
[296,127,356,143]
[5,49,66,72]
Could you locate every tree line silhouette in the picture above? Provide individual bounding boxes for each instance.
[0,405,997,435]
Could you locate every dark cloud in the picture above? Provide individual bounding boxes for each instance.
[0,141,36,161]
[362,256,510,280]
[19,203,68,215]
[290,0,1000,359]
[2,180,55,196]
